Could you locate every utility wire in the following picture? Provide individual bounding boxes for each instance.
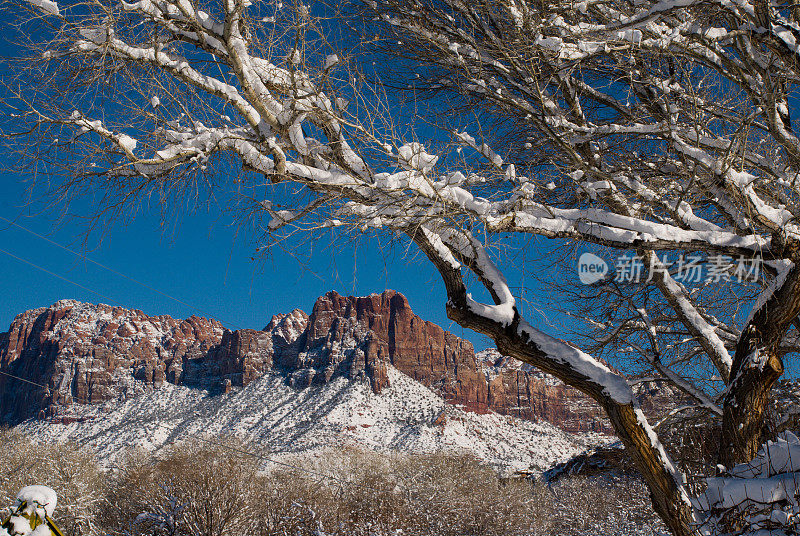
[0,217,615,408]
[0,240,608,410]
[0,246,117,305]
[0,246,368,487]
[0,216,241,331]
[0,246,610,417]
[0,237,612,488]
[0,228,611,409]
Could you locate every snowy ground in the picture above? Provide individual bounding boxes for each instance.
[20,366,602,474]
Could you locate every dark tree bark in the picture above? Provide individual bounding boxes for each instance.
[720,261,800,467]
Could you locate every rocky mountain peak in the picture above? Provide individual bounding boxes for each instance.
[0,291,613,433]
[264,308,308,334]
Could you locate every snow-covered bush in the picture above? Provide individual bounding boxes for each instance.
[101,441,262,536]
[0,432,664,536]
[0,429,103,536]
[1,485,58,536]
[543,473,665,536]
[695,431,800,535]
[104,441,553,536]
[256,445,664,536]
[260,446,546,536]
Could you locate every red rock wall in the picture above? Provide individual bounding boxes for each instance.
[0,292,615,433]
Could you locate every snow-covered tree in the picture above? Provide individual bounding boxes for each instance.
[4,0,800,533]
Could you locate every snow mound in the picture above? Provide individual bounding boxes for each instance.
[696,431,800,535]
[19,366,594,475]
[16,486,57,518]
[1,486,58,536]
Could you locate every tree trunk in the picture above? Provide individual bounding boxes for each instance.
[492,328,698,536]
[412,230,699,535]
[720,329,784,468]
[719,258,800,468]
[605,403,696,536]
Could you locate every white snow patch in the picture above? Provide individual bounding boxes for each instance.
[696,432,800,535]
[25,0,59,15]
[118,134,137,152]
[19,366,594,475]
[16,486,57,518]
[323,54,339,69]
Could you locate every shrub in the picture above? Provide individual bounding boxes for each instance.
[101,440,262,536]
[0,433,664,536]
[0,428,104,536]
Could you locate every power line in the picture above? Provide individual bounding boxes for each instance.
[0,246,117,305]
[0,243,612,416]
[0,369,64,391]
[0,230,613,414]
[0,247,367,485]
[0,233,616,478]
[0,216,241,331]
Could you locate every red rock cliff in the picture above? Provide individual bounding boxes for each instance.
[0,292,612,432]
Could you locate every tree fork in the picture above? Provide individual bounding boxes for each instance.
[720,256,800,468]
[411,232,697,536]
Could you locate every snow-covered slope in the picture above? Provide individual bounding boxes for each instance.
[1,294,628,435]
[19,366,593,474]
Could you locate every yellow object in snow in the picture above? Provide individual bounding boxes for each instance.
[1,486,65,536]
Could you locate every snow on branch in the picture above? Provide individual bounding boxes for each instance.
[9,3,744,527]
[25,0,59,15]
[696,432,800,535]
[648,254,733,381]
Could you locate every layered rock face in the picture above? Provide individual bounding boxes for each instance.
[479,350,609,432]
[0,301,225,423]
[297,292,486,411]
[0,291,610,432]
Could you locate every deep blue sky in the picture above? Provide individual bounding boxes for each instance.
[3,5,796,389]
[3,22,472,340]
[0,172,503,349]
[0,11,790,379]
